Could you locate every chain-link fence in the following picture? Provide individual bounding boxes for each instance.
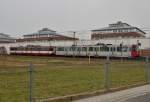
[0,55,150,102]
[0,55,29,102]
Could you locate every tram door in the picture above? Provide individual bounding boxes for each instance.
[64,47,68,56]
[94,47,99,56]
[76,47,81,56]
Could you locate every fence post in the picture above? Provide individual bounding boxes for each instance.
[89,54,91,64]
[29,62,34,102]
[104,56,110,90]
[145,57,149,83]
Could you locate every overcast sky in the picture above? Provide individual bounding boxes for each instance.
[0,0,150,38]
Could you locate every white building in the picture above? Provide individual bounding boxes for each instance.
[0,33,14,43]
[23,28,56,39]
[17,28,78,43]
[91,21,146,39]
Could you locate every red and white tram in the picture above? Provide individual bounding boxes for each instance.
[10,45,55,56]
[9,44,140,58]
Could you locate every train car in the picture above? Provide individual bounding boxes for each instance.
[55,44,140,58]
[9,44,140,58]
[10,45,55,56]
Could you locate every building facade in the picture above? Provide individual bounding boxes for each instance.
[23,28,57,39]
[91,21,146,40]
[17,28,78,42]
[0,33,14,43]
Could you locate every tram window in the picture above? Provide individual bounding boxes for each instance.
[26,47,29,51]
[70,48,72,51]
[33,47,40,51]
[40,47,44,51]
[46,47,50,51]
[57,47,64,51]
[132,46,137,51]
[44,47,50,51]
[79,47,82,51]
[26,47,32,51]
[117,47,121,52]
[16,47,20,51]
[107,47,109,51]
[110,47,115,51]
[129,47,132,51]
[104,47,106,51]
[132,48,135,51]
[89,47,93,51]
[73,47,76,51]
[122,47,128,52]
[111,47,115,51]
[82,47,87,51]
[64,47,68,51]
[94,47,96,51]
[20,47,25,51]
[96,47,99,51]
[45,47,52,51]
[14,47,17,50]
[31,47,34,51]
[100,47,104,51]
[49,48,53,51]
[94,47,99,51]
[104,47,109,51]
[114,47,116,51]
[37,47,41,51]
[77,47,81,51]
[10,47,17,51]
[110,47,113,51]
[18,47,24,51]
[70,47,75,51]
[31,47,35,51]
[29,47,33,51]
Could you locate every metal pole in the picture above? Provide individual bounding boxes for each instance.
[145,57,149,83]
[29,62,33,102]
[121,42,123,62]
[89,54,91,64]
[73,32,76,58]
[104,55,110,90]
[73,32,76,46]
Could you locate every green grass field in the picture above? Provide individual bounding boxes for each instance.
[0,55,149,102]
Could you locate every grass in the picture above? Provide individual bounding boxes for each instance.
[0,55,149,102]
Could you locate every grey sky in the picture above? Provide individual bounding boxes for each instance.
[0,0,150,38]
